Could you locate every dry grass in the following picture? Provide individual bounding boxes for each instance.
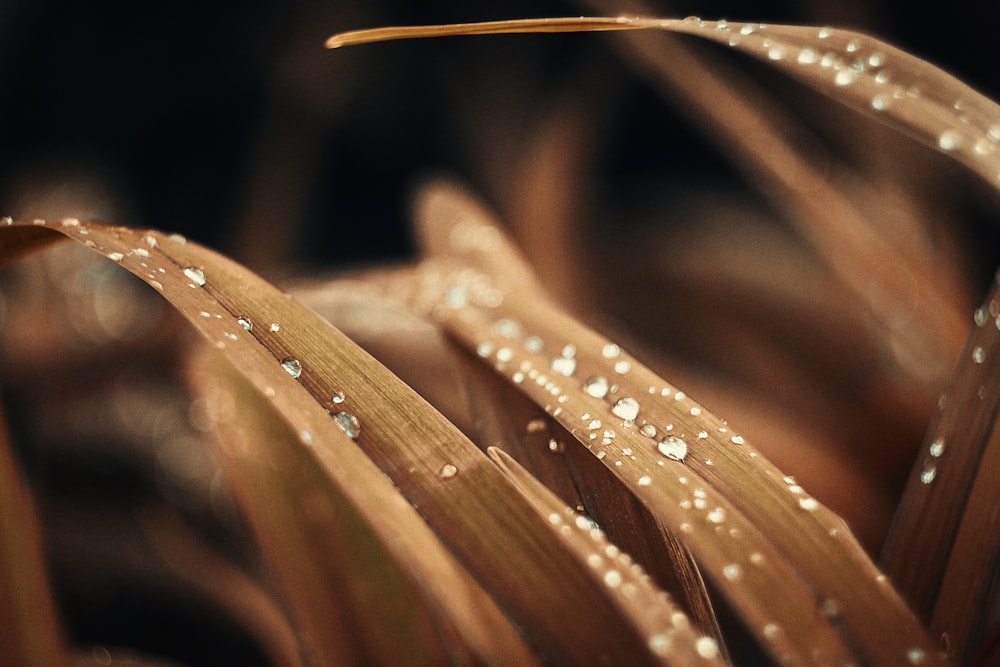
[1,7,999,667]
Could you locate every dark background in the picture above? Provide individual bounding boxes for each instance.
[2,0,998,272]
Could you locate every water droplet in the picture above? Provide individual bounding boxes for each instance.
[496,347,513,362]
[695,636,720,660]
[929,438,945,457]
[739,23,755,35]
[281,357,302,378]
[551,356,576,377]
[614,360,631,374]
[797,47,819,65]
[798,497,820,511]
[300,430,313,444]
[604,570,622,588]
[438,463,458,480]
[333,411,361,439]
[730,435,745,445]
[939,130,961,150]
[648,634,670,655]
[689,406,701,416]
[494,318,520,338]
[871,95,889,111]
[907,647,926,664]
[524,335,543,352]
[641,424,657,437]
[657,436,688,462]
[108,251,125,262]
[270,323,280,332]
[601,343,620,358]
[835,68,857,86]
[768,46,784,60]
[638,475,652,486]
[920,465,937,484]
[183,267,206,286]
[821,598,841,618]
[818,27,833,38]
[707,507,726,524]
[973,346,986,363]
[723,564,743,581]
[612,397,640,421]
[331,391,345,404]
[763,623,781,640]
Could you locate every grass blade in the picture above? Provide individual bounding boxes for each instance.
[882,276,1000,662]
[408,178,946,665]
[0,402,69,667]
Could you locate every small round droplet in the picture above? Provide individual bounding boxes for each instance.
[438,464,458,480]
[723,564,743,581]
[920,465,937,484]
[614,360,631,374]
[237,317,253,331]
[939,130,960,151]
[612,397,640,422]
[604,570,622,588]
[108,251,125,262]
[183,267,206,286]
[730,435,745,445]
[695,636,720,660]
[929,438,945,457]
[973,346,986,364]
[798,497,820,511]
[638,475,652,486]
[333,411,361,439]
[584,376,610,399]
[551,356,577,377]
[657,436,688,462]
[281,357,303,379]
[331,391,345,404]
[907,647,926,664]
[602,343,620,358]
[707,507,726,524]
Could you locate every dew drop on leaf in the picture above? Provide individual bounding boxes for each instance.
[183,267,206,286]
[551,356,576,377]
[602,343,620,359]
[707,507,726,524]
[584,376,609,399]
[438,463,458,480]
[331,391,345,404]
[333,411,361,439]
[657,436,688,462]
[907,647,926,664]
[928,438,945,457]
[973,346,986,363]
[798,497,820,511]
[237,317,253,331]
[723,564,743,581]
[281,357,303,379]
[695,636,720,659]
[919,465,937,484]
[612,397,640,421]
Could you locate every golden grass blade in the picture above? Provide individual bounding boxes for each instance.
[409,178,946,666]
[488,446,728,665]
[187,345,482,665]
[0,218,537,665]
[0,402,69,667]
[0,217,756,665]
[882,276,1000,662]
[294,272,728,649]
[325,16,643,49]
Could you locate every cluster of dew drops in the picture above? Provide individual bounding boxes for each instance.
[683,17,1000,166]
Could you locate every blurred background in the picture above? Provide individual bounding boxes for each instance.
[2,1,999,665]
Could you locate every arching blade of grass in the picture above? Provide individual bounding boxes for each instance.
[295,276,727,648]
[0,402,69,667]
[408,178,945,666]
[882,276,1000,662]
[487,445,726,665]
[0,218,746,665]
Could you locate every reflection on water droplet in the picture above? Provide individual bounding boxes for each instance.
[614,360,631,374]
[281,357,302,378]
[612,397,640,421]
[438,463,458,480]
[525,335,543,352]
[648,634,670,655]
[723,564,743,581]
[695,636,719,660]
[183,267,206,286]
[108,252,125,262]
[929,438,945,457]
[638,475,652,486]
[920,465,936,484]
[657,436,688,462]
[237,317,252,331]
[730,435,745,445]
[798,497,819,511]
[973,346,986,363]
[835,69,857,86]
[939,130,960,150]
[333,411,361,439]
[907,647,926,664]
[763,623,780,640]
[604,570,622,588]
[331,391,345,404]
[707,507,726,524]
[602,343,620,358]
[584,376,609,398]
[551,356,576,377]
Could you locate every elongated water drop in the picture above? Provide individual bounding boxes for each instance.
[333,411,361,439]
[657,436,687,462]
[281,357,303,379]
[183,267,206,286]
[237,317,253,331]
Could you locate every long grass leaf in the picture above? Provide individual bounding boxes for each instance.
[0,401,69,667]
[409,178,945,666]
[883,276,1000,662]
